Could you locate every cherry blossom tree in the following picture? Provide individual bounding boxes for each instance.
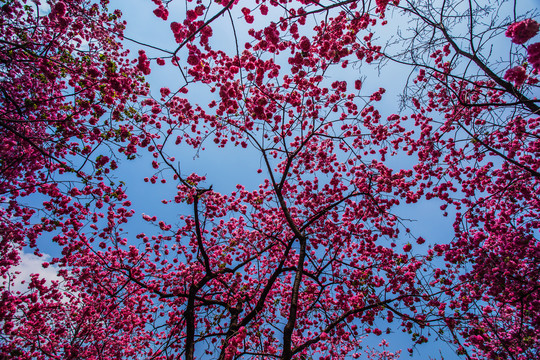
[376,1,540,358]
[1,0,539,359]
[1,0,151,357]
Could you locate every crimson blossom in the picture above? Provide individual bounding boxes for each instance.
[1,0,539,360]
[1,0,151,358]
[378,1,540,359]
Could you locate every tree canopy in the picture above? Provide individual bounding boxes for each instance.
[1,0,539,359]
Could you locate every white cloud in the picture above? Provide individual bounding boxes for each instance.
[2,251,62,294]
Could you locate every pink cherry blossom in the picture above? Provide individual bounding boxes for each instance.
[527,42,540,72]
[504,66,528,86]
[505,19,539,44]
[2,1,539,360]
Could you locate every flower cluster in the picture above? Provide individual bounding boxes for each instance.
[504,66,528,86]
[527,42,540,72]
[505,18,539,44]
[137,50,151,75]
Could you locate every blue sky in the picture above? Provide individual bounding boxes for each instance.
[13,1,457,357]
[12,0,540,358]
[106,1,457,357]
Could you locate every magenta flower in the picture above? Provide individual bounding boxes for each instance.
[506,19,539,44]
[527,42,540,71]
[504,66,528,86]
